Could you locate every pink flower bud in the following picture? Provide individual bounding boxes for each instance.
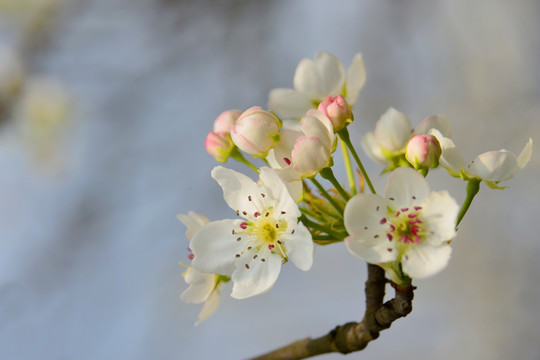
[230,106,282,156]
[317,95,352,132]
[205,131,235,163]
[213,110,241,133]
[406,134,442,169]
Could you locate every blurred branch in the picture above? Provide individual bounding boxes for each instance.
[250,265,414,360]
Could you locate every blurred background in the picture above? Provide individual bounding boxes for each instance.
[0,0,539,359]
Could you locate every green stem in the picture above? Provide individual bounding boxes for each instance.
[339,138,357,195]
[230,148,258,173]
[456,179,481,228]
[338,128,376,194]
[309,178,343,214]
[299,214,346,240]
[319,167,350,201]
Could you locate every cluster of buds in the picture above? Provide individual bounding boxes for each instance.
[180,51,532,327]
[204,110,240,163]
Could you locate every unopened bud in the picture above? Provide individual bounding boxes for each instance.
[205,131,235,163]
[406,134,442,169]
[230,106,282,156]
[317,95,352,132]
[213,110,241,133]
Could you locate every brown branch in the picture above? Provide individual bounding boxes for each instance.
[249,265,415,360]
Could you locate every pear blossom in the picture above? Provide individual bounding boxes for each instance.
[429,129,533,188]
[361,108,451,171]
[230,106,282,156]
[344,167,459,282]
[205,110,242,163]
[267,109,335,181]
[205,132,235,163]
[178,212,226,325]
[317,95,353,132]
[268,52,366,119]
[406,134,442,170]
[178,211,228,325]
[0,47,24,102]
[213,109,241,133]
[190,166,314,299]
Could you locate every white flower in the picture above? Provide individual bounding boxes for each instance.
[177,211,226,325]
[344,168,459,281]
[267,110,335,181]
[268,52,366,119]
[361,108,450,169]
[190,166,314,299]
[430,129,533,187]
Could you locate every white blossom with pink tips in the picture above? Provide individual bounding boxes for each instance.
[344,168,459,282]
[267,109,335,182]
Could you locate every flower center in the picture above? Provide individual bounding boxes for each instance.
[259,221,277,243]
[386,206,424,244]
[232,193,296,267]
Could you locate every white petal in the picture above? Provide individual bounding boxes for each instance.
[181,268,215,303]
[177,211,210,241]
[190,219,245,276]
[211,166,265,213]
[374,108,412,153]
[284,221,314,271]
[414,114,451,137]
[420,191,459,245]
[345,235,398,264]
[344,194,388,234]
[344,194,397,264]
[259,167,300,218]
[360,131,387,164]
[184,265,210,285]
[292,136,331,178]
[265,149,280,169]
[268,88,313,119]
[269,166,303,203]
[345,53,366,105]
[300,110,334,150]
[293,52,345,100]
[271,129,302,168]
[195,286,221,325]
[517,138,533,170]
[231,252,282,299]
[385,167,430,209]
[468,150,519,181]
[402,244,452,279]
[429,129,464,176]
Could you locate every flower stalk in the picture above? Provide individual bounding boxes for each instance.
[338,127,376,194]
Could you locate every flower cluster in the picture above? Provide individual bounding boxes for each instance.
[178,51,532,323]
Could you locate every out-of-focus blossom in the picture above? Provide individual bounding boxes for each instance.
[15,78,72,164]
[230,106,282,156]
[269,52,366,119]
[0,47,24,105]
